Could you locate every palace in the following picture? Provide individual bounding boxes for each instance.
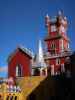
[32,11,72,76]
[44,11,71,75]
[0,11,73,100]
[7,11,72,78]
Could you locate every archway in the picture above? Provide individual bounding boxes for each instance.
[33,68,40,76]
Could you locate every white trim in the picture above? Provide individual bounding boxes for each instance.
[61,39,64,51]
[61,63,65,72]
[51,65,54,76]
[51,25,57,32]
[16,64,22,77]
[56,58,60,65]
[16,66,18,77]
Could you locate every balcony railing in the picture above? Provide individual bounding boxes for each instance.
[44,51,72,59]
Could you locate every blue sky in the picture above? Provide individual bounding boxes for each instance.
[0,0,75,77]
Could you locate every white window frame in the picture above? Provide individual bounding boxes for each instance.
[51,42,56,49]
[61,64,65,72]
[16,65,19,77]
[16,64,22,77]
[51,25,57,32]
[67,43,69,49]
[51,65,54,76]
[59,25,66,33]
[56,58,60,65]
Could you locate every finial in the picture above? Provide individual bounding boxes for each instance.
[45,14,50,26]
[58,10,63,16]
[45,14,49,18]
[64,16,67,20]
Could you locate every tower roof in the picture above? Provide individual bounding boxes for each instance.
[32,40,46,68]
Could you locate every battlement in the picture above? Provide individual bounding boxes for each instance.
[44,51,72,59]
[45,11,68,35]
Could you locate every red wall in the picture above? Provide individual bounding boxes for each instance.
[46,39,60,54]
[8,49,31,78]
[49,32,57,37]
[47,57,65,72]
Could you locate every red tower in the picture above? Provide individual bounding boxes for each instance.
[44,11,71,75]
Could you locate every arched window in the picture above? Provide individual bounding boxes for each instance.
[16,64,22,77]
[50,42,56,54]
[6,96,9,100]
[56,58,60,65]
[51,42,56,49]
[14,96,17,100]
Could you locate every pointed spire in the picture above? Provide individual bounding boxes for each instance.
[58,10,62,16]
[45,14,50,25]
[58,10,64,16]
[58,10,64,21]
[37,40,46,67]
[38,40,43,62]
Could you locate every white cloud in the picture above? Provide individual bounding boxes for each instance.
[0,67,8,72]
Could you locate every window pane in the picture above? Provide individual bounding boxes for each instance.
[56,59,60,65]
[51,25,56,32]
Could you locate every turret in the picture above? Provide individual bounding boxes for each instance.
[44,11,71,75]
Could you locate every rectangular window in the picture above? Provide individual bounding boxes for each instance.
[60,39,64,52]
[51,25,57,32]
[56,58,60,65]
[51,42,56,49]
[51,50,55,55]
[67,43,69,49]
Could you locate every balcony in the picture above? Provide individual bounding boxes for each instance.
[44,51,72,59]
